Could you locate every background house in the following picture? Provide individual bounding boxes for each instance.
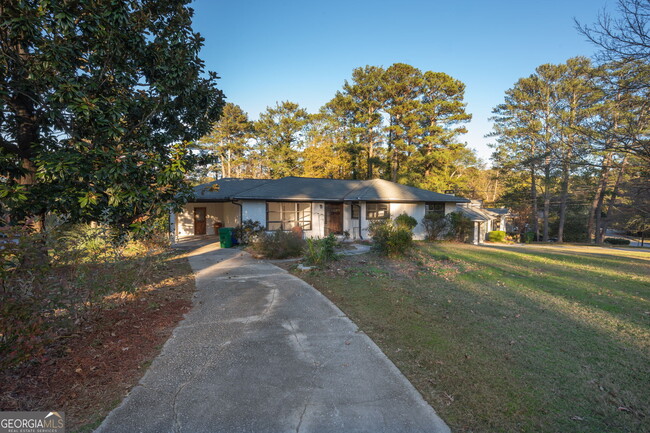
[171,177,470,241]
[456,200,513,244]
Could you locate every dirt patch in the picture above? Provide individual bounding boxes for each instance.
[281,246,476,282]
[0,252,195,432]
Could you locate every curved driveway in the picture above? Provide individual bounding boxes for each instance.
[96,243,450,433]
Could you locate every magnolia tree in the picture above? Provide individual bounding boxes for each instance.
[0,0,225,233]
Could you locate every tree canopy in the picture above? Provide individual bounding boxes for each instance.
[0,0,224,231]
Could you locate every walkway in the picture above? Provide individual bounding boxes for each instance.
[96,243,450,433]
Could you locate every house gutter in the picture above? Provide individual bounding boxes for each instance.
[231,200,243,227]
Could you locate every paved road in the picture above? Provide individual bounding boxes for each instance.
[96,243,450,433]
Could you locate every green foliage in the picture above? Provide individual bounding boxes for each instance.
[251,230,306,259]
[551,209,588,242]
[604,237,631,245]
[369,220,413,256]
[0,0,224,230]
[446,212,473,242]
[321,63,473,185]
[487,230,506,242]
[234,219,265,245]
[0,222,167,369]
[523,231,536,243]
[204,63,474,188]
[422,212,449,241]
[395,213,418,230]
[304,234,339,265]
[195,103,252,179]
[255,101,310,178]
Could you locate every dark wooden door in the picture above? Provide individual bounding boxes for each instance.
[194,207,207,235]
[325,203,343,235]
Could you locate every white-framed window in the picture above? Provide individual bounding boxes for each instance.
[366,202,390,220]
[351,203,361,219]
[267,202,312,231]
[425,203,445,215]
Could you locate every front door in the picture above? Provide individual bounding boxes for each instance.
[325,203,343,235]
[194,207,207,235]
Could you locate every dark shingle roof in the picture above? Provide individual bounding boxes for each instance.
[193,176,469,203]
[348,179,468,202]
[456,205,499,222]
[191,178,272,201]
[233,177,366,201]
[485,207,511,215]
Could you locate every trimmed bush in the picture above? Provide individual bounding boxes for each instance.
[234,219,265,245]
[304,234,338,265]
[369,219,413,256]
[604,237,631,245]
[251,230,306,259]
[422,212,448,241]
[447,212,473,242]
[488,230,507,242]
[395,213,418,230]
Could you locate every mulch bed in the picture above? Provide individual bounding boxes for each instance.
[0,254,196,432]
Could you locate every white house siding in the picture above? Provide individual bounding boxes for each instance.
[176,202,240,237]
[304,201,325,238]
[390,202,426,240]
[444,202,457,214]
[175,199,462,241]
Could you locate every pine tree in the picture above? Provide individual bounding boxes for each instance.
[254,101,310,178]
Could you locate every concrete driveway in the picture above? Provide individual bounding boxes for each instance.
[96,243,450,433]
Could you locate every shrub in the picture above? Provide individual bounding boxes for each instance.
[395,213,418,230]
[304,234,338,265]
[422,212,448,241]
[522,231,536,244]
[234,219,265,245]
[488,230,506,242]
[447,212,473,242]
[369,219,413,256]
[550,209,588,242]
[604,237,631,245]
[251,230,306,259]
[0,220,166,369]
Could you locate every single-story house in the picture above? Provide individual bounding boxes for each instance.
[170,176,470,242]
[456,201,513,244]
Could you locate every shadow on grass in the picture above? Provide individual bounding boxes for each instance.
[302,246,650,433]
[430,244,650,329]
[484,244,650,269]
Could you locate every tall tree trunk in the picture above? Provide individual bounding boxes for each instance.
[530,164,539,240]
[226,148,232,177]
[542,91,553,242]
[556,152,572,243]
[597,155,628,243]
[587,152,612,242]
[367,140,374,179]
[542,156,551,242]
[14,80,44,232]
[386,118,394,180]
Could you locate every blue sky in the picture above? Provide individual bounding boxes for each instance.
[190,0,612,163]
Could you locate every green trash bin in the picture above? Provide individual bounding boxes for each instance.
[219,227,233,248]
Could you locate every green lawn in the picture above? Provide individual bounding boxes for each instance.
[293,243,650,433]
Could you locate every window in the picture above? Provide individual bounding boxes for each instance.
[366,202,390,220]
[267,202,312,231]
[351,203,360,219]
[425,203,445,215]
